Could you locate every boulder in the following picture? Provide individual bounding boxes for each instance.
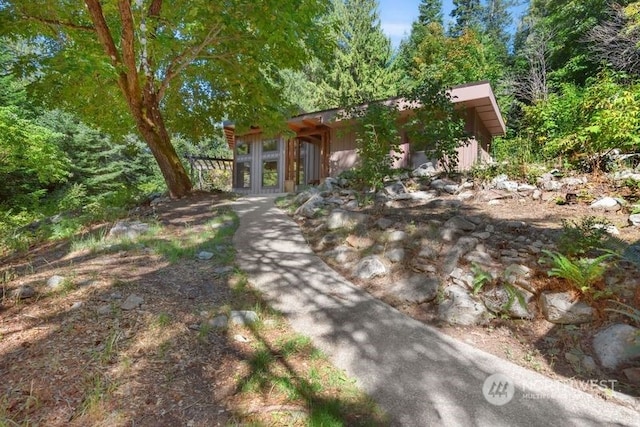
[293,187,319,205]
[376,218,394,230]
[385,247,406,263]
[295,194,324,218]
[230,310,259,326]
[121,294,144,310]
[496,180,519,192]
[345,235,375,250]
[438,285,488,326]
[384,181,407,196]
[354,256,388,279]
[431,179,459,194]
[539,292,594,324]
[325,245,358,264]
[444,216,477,232]
[590,197,622,212]
[326,209,369,231]
[412,162,438,177]
[108,221,150,239]
[386,230,408,242]
[386,275,439,303]
[592,324,640,370]
[629,214,640,227]
[482,286,534,319]
[12,285,35,299]
[47,275,66,290]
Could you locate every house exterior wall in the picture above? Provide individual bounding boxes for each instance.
[328,127,358,176]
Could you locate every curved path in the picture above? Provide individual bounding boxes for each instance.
[232,195,639,426]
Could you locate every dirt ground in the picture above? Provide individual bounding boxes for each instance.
[0,192,384,426]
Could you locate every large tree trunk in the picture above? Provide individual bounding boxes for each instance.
[136,87,192,198]
[136,115,192,199]
[84,0,193,198]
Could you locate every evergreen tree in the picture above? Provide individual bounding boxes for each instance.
[418,0,443,25]
[319,0,398,107]
[449,0,483,36]
[483,0,513,55]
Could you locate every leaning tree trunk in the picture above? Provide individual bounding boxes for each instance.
[84,0,193,199]
[136,89,192,199]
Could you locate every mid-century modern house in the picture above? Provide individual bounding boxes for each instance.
[223,81,506,195]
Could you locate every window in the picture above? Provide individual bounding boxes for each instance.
[235,161,251,188]
[236,141,251,155]
[262,139,278,153]
[262,160,278,188]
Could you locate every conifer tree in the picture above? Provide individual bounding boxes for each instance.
[319,0,398,107]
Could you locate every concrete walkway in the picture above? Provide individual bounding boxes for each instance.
[232,195,639,426]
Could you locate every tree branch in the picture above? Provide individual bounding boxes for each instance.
[83,0,131,105]
[23,15,95,32]
[157,25,223,101]
[117,0,142,106]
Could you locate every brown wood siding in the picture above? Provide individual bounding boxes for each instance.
[329,127,358,176]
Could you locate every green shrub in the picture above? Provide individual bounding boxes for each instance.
[542,250,617,298]
[556,216,614,258]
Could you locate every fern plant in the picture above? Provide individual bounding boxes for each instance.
[605,300,640,326]
[542,250,617,296]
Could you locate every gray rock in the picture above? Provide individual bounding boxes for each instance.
[326,209,369,231]
[449,267,474,289]
[208,315,228,328]
[295,194,324,218]
[418,245,438,260]
[490,174,509,188]
[234,334,250,343]
[444,216,477,232]
[517,184,538,194]
[561,176,587,186]
[496,180,519,192]
[472,231,491,240]
[539,292,594,324]
[443,237,479,275]
[542,180,564,191]
[412,162,438,177]
[384,181,407,196]
[431,179,459,194]
[294,188,319,205]
[457,191,475,201]
[532,189,542,200]
[12,285,35,299]
[214,266,234,275]
[409,191,437,201]
[197,251,214,260]
[386,275,439,303]
[385,247,405,263]
[590,197,622,212]
[121,294,144,310]
[386,230,408,242]
[344,199,360,210]
[629,214,640,227]
[438,285,488,326]
[230,310,259,325]
[47,275,66,290]
[325,245,358,264]
[376,218,394,230]
[593,324,640,370]
[482,286,534,319]
[108,221,150,239]
[97,304,111,315]
[354,256,388,279]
